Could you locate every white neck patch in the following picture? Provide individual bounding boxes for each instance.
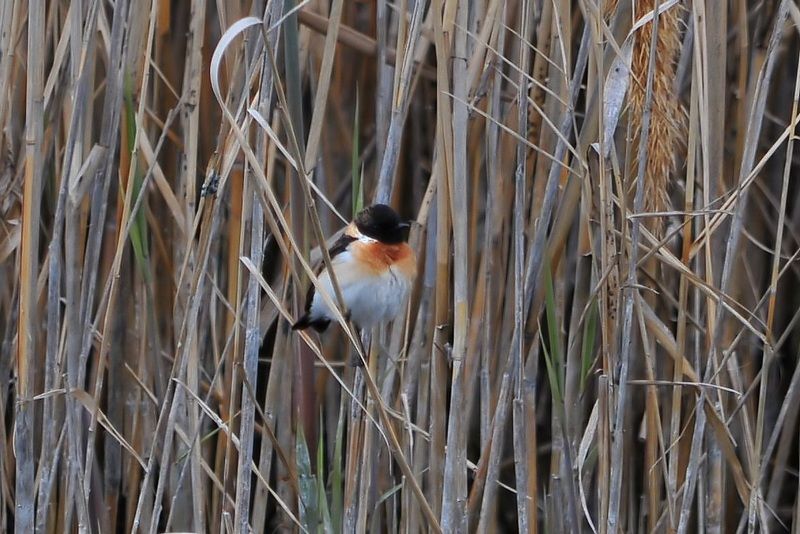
[348,224,378,244]
[356,232,378,244]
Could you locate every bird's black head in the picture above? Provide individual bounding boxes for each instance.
[354,204,411,244]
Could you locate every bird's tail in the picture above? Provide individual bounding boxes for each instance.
[292,313,330,333]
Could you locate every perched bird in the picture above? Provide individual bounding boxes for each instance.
[292,204,417,333]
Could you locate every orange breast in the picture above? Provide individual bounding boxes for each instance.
[352,241,417,280]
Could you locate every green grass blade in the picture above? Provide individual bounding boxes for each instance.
[331,399,345,533]
[541,335,563,407]
[317,421,332,533]
[296,427,319,532]
[543,261,564,401]
[352,87,363,216]
[123,75,150,281]
[579,297,598,393]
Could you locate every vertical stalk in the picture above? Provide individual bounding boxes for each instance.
[16,0,45,531]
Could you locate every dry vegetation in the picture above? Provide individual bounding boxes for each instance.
[2,0,800,532]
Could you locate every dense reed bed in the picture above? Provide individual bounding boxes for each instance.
[2,0,800,532]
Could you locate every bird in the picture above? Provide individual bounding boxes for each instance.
[292,204,417,333]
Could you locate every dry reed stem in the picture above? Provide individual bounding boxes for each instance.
[4,2,800,533]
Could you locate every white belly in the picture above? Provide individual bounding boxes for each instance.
[310,264,411,329]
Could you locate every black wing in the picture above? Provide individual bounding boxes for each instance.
[327,233,357,261]
[292,233,357,332]
[306,233,355,309]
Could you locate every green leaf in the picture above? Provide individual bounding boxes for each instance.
[317,416,332,533]
[541,336,563,407]
[123,74,150,282]
[296,427,318,532]
[579,297,598,393]
[331,400,345,533]
[543,261,564,401]
[351,87,363,216]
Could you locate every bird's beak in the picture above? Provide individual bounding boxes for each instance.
[397,222,411,229]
